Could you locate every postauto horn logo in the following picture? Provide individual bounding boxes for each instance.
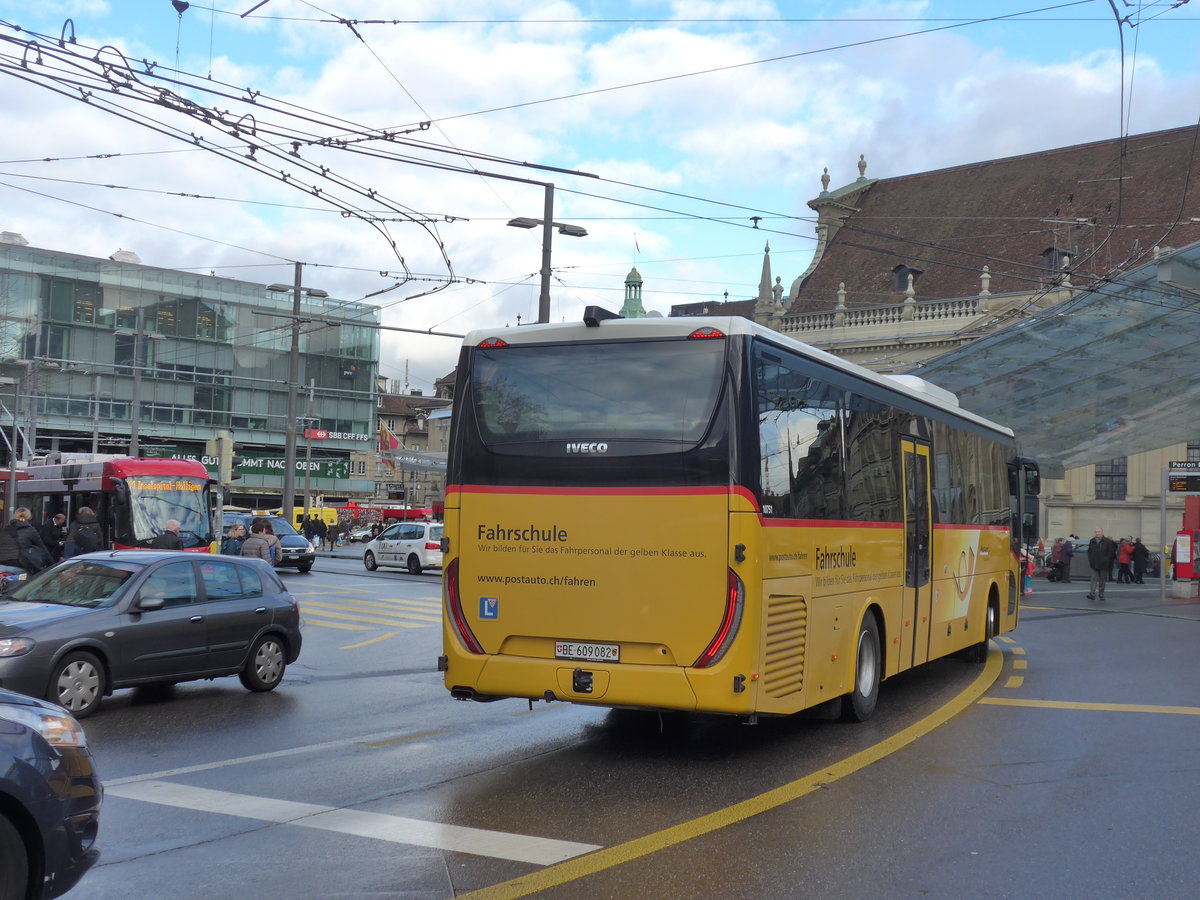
[565,442,608,454]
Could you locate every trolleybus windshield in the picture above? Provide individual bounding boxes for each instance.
[124,476,212,548]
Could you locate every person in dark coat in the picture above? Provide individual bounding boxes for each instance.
[64,507,104,557]
[40,513,67,562]
[1058,538,1073,584]
[1132,539,1151,584]
[1087,527,1115,601]
[148,519,185,550]
[0,507,53,574]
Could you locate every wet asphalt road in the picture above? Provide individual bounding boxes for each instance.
[66,563,1200,899]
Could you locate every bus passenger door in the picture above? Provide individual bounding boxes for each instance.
[901,439,933,669]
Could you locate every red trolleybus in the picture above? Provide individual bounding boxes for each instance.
[440,311,1039,722]
[13,455,216,552]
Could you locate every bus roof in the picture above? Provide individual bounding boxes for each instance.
[462,315,1016,440]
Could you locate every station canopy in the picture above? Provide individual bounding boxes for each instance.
[909,241,1200,478]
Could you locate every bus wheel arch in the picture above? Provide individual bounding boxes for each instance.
[841,607,882,723]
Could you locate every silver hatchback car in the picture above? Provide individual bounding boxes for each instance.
[363,521,444,575]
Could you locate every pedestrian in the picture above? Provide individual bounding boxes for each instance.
[326,520,341,550]
[40,513,68,562]
[1021,550,1034,595]
[248,517,281,565]
[64,507,104,558]
[1132,538,1150,584]
[1087,527,1115,601]
[310,515,327,549]
[149,519,185,550]
[1048,538,1063,582]
[1059,537,1073,584]
[0,507,54,574]
[1116,537,1135,583]
[221,523,247,556]
[241,520,274,564]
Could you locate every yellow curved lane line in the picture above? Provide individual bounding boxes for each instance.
[460,648,1003,899]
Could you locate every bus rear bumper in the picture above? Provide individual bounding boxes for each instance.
[450,654,705,711]
[446,653,756,715]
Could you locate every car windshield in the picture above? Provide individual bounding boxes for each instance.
[11,560,144,608]
[224,515,301,537]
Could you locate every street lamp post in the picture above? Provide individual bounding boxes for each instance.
[506,183,588,324]
[1,376,17,515]
[268,268,328,523]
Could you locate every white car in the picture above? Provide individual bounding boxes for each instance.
[363,521,444,574]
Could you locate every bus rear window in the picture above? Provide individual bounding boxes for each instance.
[471,340,725,445]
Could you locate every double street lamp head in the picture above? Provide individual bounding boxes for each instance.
[506,217,588,238]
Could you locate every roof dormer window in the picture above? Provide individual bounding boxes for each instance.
[892,265,923,293]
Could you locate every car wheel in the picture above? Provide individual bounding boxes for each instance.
[364,551,378,571]
[49,651,105,719]
[239,635,287,692]
[0,814,29,900]
[841,612,881,723]
[407,553,423,575]
[297,561,313,573]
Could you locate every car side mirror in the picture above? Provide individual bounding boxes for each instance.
[137,596,165,611]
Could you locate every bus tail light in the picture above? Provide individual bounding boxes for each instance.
[445,559,484,654]
[694,569,745,668]
[478,337,509,349]
[688,326,725,340]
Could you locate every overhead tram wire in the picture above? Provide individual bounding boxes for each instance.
[9,8,1183,318]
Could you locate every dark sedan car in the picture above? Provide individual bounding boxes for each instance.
[0,551,302,718]
[223,514,316,573]
[0,687,102,899]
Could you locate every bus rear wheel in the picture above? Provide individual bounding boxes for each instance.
[970,601,997,664]
[842,613,880,723]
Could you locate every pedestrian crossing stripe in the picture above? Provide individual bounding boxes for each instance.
[301,615,371,631]
[105,780,600,864]
[317,596,440,615]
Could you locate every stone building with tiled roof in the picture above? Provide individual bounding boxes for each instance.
[789,127,1200,314]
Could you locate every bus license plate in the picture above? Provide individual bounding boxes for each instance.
[555,641,619,663]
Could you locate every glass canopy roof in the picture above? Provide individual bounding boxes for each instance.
[909,241,1200,478]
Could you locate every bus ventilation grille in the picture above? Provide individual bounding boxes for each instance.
[763,594,807,698]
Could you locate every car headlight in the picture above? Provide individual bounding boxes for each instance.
[0,637,35,658]
[0,704,88,748]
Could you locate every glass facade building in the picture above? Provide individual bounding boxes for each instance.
[0,238,378,503]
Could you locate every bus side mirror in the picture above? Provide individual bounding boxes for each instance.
[1025,467,1041,496]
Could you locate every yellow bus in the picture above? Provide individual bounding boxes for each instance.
[440,311,1039,722]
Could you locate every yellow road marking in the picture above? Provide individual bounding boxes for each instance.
[998,636,1015,644]
[1012,659,1027,670]
[1010,647,1026,656]
[322,597,440,616]
[1004,675,1024,689]
[300,603,430,627]
[364,729,447,748]
[311,601,441,623]
[980,697,1200,716]
[457,650,1002,900]
[339,632,399,650]
[301,617,370,631]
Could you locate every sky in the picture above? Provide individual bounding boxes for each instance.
[1,0,1198,394]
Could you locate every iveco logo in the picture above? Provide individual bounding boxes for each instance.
[565,442,609,454]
